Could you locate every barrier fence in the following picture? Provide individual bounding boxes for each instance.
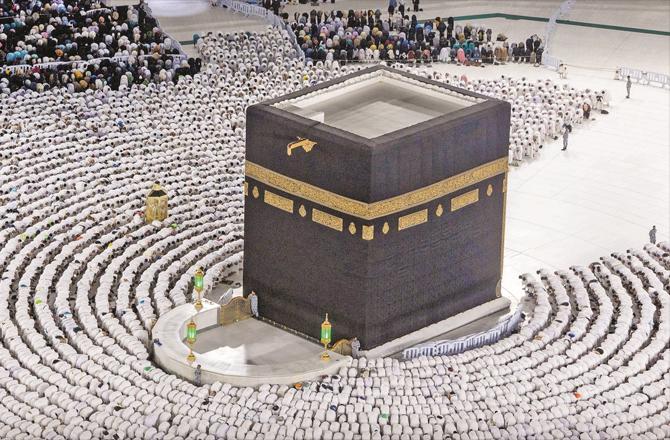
[616,66,670,89]
[220,0,268,17]
[401,301,525,360]
[541,53,561,71]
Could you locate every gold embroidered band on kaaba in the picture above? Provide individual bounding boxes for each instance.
[246,157,507,221]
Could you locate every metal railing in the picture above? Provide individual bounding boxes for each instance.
[401,300,525,359]
[541,53,561,71]
[616,66,670,89]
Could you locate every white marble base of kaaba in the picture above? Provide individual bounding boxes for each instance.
[361,296,512,359]
[151,299,349,386]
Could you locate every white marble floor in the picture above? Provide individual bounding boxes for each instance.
[416,60,670,300]
[501,75,669,300]
[148,0,670,301]
[192,319,324,364]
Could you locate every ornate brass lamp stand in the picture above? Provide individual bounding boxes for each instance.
[186,318,197,364]
[193,268,204,311]
[320,313,332,361]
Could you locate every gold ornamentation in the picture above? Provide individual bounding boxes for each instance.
[503,176,507,193]
[398,209,428,231]
[487,184,493,196]
[348,222,357,235]
[312,209,343,231]
[264,190,294,213]
[451,189,479,212]
[244,181,248,197]
[299,205,307,217]
[145,182,168,223]
[245,158,507,220]
[252,186,259,199]
[287,137,317,156]
[436,204,444,217]
[362,225,374,241]
[219,296,253,326]
[331,339,353,356]
[382,222,390,234]
[186,349,196,364]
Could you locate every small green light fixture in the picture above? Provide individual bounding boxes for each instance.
[320,313,332,361]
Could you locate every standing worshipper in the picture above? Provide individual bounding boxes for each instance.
[398,0,406,18]
[388,0,397,19]
[561,124,570,151]
[649,225,657,244]
[351,337,361,358]
[626,75,632,98]
[250,292,259,318]
[271,0,280,16]
[194,364,202,386]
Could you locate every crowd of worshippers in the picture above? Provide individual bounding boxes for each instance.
[0,0,199,93]
[0,55,202,94]
[288,8,544,64]
[0,24,669,440]
[403,66,610,165]
[0,1,179,65]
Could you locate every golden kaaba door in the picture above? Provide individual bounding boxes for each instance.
[219,296,252,326]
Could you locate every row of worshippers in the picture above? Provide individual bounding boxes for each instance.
[288,9,544,64]
[289,10,494,62]
[0,56,202,94]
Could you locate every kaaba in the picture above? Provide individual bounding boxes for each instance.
[243,66,510,350]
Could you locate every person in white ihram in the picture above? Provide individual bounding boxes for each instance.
[249,292,258,318]
[350,337,361,358]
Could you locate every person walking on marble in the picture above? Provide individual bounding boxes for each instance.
[626,75,632,98]
[194,364,202,386]
[388,0,397,19]
[561,124,571,151]
[649,225,657,244]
